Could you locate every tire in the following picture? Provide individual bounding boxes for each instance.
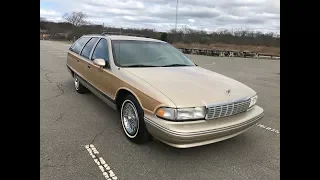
[120,94,151,144]
[74,74,88,94]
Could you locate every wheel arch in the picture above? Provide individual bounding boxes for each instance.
[115,87,144,111]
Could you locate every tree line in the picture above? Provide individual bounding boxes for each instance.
[40,12,280,47]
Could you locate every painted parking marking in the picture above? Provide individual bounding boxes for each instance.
[210,61,216,65]
[85,144,118,180]
[203,61,216,65]
[256,123,280,134]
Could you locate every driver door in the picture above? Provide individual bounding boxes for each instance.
[87,38,114,99]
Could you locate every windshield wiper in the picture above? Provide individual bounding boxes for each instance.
[161,64,191,67]
[123,64,158,67]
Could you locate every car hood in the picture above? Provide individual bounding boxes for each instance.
[124,66,256,108]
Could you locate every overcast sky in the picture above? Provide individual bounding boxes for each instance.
[40,0,280,34]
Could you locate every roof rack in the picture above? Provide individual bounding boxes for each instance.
[101,31,148,38]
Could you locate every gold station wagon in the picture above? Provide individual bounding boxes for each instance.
[66,33,264,148]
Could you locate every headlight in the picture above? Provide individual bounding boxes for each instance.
[249,95,258,108]
[156,106,206,121]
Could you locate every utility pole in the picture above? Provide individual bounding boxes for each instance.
[175,0,179,32]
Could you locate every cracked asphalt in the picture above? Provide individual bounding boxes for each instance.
[40,40,280,180]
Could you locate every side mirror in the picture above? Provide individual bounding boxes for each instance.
[93,59,106,67]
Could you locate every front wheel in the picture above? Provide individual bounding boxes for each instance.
[120,94,151,144]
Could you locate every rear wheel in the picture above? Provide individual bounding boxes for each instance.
[74,74,88,94]
[120,94,151,144]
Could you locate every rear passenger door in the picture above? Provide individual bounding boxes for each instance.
[79,37,100,80]
[67,36,91,79]
[87,38,113,98]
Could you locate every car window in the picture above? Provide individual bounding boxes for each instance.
[111,40,195,67]
[91,39,109,62]
[70,37,90,54]
[80,37,99,59]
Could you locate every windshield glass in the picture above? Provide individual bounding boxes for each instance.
[111,40,195,67]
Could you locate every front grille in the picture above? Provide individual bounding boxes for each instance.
[206,98,251,119]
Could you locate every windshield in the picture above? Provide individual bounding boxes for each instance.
[111,40,195,67]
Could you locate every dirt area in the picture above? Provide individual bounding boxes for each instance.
[173,43,280,56]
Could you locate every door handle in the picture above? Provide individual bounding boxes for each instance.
[88,64,91,68]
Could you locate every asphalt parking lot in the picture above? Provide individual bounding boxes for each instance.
[40,40,280,180]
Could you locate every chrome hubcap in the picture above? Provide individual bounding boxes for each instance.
[122,101,139,136]
[74,77,79,90]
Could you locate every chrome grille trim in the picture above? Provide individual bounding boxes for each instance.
[205,97,251,120]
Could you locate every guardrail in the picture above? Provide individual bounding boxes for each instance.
[178,47,280,60]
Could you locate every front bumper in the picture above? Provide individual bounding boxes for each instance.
[144,105,264,148]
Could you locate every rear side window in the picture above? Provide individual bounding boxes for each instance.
[91,39,109,62]
[70,37,90,54]
[80,37,99,59]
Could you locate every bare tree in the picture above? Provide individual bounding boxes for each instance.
[62,11,89,27]
[39,17,280,50]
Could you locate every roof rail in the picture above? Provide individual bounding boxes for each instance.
[85,34,103,36]
[101,31,148,38]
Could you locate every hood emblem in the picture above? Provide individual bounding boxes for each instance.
[226,89,231,96]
